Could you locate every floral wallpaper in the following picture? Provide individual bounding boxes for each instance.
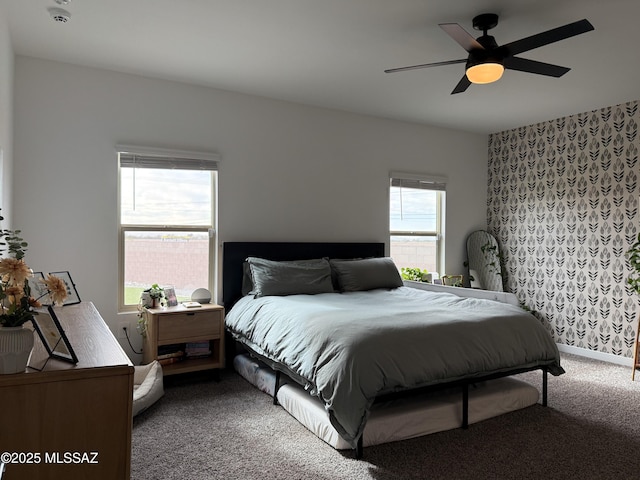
[487,100,639,358]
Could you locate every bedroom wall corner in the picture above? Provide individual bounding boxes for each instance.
[488,99,640,360]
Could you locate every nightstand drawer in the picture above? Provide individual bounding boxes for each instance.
[158,311,222,341]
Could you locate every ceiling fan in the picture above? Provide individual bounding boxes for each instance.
[385,14,594,94]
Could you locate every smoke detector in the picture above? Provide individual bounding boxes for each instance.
[53,0,71,5]
[48,7,71,23]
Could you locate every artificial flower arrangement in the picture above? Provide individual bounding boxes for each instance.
[0,210,67,327]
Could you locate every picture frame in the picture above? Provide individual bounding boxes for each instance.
[164,286,178,307]
[32,305,78,364]
[27,271,50,305]
[48,271,81,305]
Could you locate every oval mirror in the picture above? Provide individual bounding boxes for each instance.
[466,230,504,292]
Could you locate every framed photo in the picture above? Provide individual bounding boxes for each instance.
[32,306,78,364]
[48,271,81,305]
[27,272,50,305]
[164,286,178,307]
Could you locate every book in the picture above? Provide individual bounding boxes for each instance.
[158,356,183,366]
[182,301,201,308]
[157,351,185,360]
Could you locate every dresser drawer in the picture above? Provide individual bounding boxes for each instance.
[157,310,222,342]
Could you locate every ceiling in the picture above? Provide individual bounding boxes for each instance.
[2,0,639,134]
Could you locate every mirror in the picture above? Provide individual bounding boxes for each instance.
[466,230,504,292]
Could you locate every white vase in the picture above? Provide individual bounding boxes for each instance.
[0,326,34,374]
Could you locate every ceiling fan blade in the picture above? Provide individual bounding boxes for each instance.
[451,75,471,94]
[504,57,570,77]
[439,23,484,52]
[384,59,466,74]
[503,19,594,56]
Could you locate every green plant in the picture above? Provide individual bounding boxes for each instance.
[147,284,164,301]
[400,267,430,282]
[137,284,165,337]
[480,238,508,291]
[481,242,502,276]
[627,232,640,295]
[0,209,28,260]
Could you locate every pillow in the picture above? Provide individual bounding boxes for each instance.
[246,257,335,297]
[330,257,403,292]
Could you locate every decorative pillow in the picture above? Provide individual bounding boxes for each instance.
[330,257,403,292]
[246,257,335,297]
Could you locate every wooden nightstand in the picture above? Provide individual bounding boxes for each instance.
[142,303,225,376]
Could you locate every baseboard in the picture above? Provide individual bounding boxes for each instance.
[557,343,633,367]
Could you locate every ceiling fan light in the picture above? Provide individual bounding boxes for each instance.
[466,62,504,84]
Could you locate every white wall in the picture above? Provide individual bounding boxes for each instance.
[13,56,487,361]
[0,7,13,226]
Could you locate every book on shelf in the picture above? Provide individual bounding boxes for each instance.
[158,356,183,366]
[157,350,185,360]
[185,351,211,358]
[185,341,211,357]
[157,343,185,356]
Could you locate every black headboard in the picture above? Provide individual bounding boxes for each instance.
[222,242,385,310]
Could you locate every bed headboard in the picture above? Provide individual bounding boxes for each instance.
[222,242,385,310]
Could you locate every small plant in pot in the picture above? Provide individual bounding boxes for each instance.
[400,267,432,283]
[146,284,165,308]
[137,284,165,338]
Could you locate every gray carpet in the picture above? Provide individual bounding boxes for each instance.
[132,353,640,479]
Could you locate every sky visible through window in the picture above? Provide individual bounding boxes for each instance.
[120,168,212,226]
[389,186,437,232]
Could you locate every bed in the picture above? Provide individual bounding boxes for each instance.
[222,242,564,458]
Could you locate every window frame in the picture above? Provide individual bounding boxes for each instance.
[117,145,219,313]
[389,173,446,275]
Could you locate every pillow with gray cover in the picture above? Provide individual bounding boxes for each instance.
[329,257,403,292]
[246,257,335,297]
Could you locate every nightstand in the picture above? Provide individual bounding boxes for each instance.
[142,303,225,376]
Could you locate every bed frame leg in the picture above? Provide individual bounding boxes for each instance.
[542,366,548,407]
[273,370,281,406]
[462,383,469,429]
[355,435,363,459]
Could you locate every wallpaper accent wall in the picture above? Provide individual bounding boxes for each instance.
[487,100,639,358]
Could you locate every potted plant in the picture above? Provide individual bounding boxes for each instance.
[400,267,432,283]
[627,232,640,380]
[0,209,67,373]
[137,284,165,338]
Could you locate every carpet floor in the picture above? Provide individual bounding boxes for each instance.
[132,353,640,480]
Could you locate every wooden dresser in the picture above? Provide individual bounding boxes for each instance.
[0,302,134,480]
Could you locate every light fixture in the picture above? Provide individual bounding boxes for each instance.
[466,62,504,84]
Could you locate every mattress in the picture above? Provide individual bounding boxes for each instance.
[234,353,539,450]
[226,286,562,446]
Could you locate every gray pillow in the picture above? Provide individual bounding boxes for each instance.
[330,257,403,292]
[246,257,335,297]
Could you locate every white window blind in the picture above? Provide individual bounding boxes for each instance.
[117,144,219,171]
[390,171,447,191]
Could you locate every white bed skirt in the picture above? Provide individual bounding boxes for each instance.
[234,353,539,450]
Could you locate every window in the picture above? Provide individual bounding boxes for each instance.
[389,173,445,276]
[118,146,219,311]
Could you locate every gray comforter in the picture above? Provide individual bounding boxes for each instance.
[225,286,564,447]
